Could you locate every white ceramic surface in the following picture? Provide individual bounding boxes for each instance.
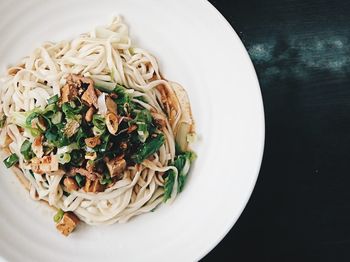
[0,0,264,261]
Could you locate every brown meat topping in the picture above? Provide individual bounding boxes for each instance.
[56,212,80,236]
[81,84,98,108]
[63,177,79,192]
[69,167,101,181]
[151,112,166,128]
[85,107,95,122]
[85,136,101,148]
[106,157,126,178]
[127,124,137,134]
[106,96,117,114]
[84,179,105,193]
[61,74,96,105]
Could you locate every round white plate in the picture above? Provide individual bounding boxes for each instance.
[0,0,264,261]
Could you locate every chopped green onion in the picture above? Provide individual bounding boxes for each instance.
[57,153,71,164]
[74,174,85,187]
[97,133,110,153]
[47,94,59,104]
[25,112,40,126]
[100,172,112,185]
[163,171,175,202]
[3,153,19,168]
[137,122,149,143]
[42,103,58,117]
[92,114,106,130]
[20,140,33,160]
[92,126,105,136]
[53,209,64,223]
[45,126,59,142]
[62,101,82,119]
[51,111,62,125]
[94,79,116,93]
[29,127,42,137]
[70,150,84,167]
[131,134,165,164]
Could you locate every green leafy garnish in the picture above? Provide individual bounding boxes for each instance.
[74,174,85,187]
[70,150,84,167]
[20,140,34,161]
[163,171,175,202]
[113,85,133,115]
[100,172,112,185]
[131,134,165,164]
[47,94,59,104]
[3,153,19,168]
[163,151,196,201]
[62,101,82,119]
[131,110,153,142]
[92,114,106,130]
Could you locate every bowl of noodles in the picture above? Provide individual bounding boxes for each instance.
[0,0,264,261]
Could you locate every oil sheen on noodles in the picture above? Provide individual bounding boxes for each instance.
[0,17,195,225]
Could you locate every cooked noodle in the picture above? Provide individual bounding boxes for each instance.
[0,16,195,229]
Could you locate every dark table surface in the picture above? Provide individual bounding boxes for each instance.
[203,1,350,261]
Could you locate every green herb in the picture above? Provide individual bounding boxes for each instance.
[62,101,82,119]
[131,134,165,164]
[92,114,106,130]
[25,112,40,126]
[163,171,175,202]
[74,174,85,187]
[97,132,110,153]
[0,114,6,128]
[113,85,134,115]
[3,153,19,168]
[45,126,59,143]
[70,150,84,167]
[94,79,116,93]
[131,110,153,142]
[75,128,87,148]
[51,111,62,125]
[100,172,112,185]
[47,94,59,104]
[53,209,64,223]
[163,151,196,201]
[20,140,34,160]
[42,103,58,117]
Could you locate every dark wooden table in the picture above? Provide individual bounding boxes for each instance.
[203,1,350,261]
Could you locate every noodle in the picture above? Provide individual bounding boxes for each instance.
[0,16,195,233]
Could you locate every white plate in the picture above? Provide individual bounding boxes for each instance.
[0,0,264,261]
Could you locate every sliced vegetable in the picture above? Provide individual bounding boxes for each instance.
[131,134,165,164]
[92,114,106,130]
[163,151,196,201]
[163,171,175,202]
[51,111,62,124]
[57,153,71,164]
[53,209,64,223]
[70,150,84,167]
[47,94,59,104]
[20,140,34,160]
[3,153,19,168]
[74,174,85,187]
[62,101,82,119]
[100,172,112,185]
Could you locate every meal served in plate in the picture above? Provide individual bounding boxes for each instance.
[0,17,196,236]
